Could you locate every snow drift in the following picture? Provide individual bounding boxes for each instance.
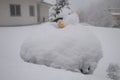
[20,23,103,74]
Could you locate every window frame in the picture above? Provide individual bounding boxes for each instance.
[29,5,35,17]
[10,4,21,17]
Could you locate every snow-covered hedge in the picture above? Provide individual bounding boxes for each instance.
[20,23,103,74]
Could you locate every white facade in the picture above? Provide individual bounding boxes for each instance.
[0,0,51,26]
[39,2,51,23]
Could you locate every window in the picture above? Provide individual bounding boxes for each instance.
[29,5,35,16]
[10,4,21,16]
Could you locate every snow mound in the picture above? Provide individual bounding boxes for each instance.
[63,13,80,26]
[20,23,103,74]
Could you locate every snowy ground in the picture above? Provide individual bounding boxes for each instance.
[0,23,120,80]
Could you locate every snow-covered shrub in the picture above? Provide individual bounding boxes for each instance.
[63,12,79,26]
[20,23,103,74]
[107,63,120,80]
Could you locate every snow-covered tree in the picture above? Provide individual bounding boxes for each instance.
[49,0,72,22]
[75,0,120,27]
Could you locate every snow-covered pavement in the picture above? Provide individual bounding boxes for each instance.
[0,24,120,80]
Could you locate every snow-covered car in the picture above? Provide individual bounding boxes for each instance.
[20,23,103,74]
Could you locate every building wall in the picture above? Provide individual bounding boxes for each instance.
[39,2,51,23]
[0,0,39,26]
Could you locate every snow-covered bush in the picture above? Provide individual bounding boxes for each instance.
[63,13,79,26]
[20,23,103,74]
[107,63,120,80]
